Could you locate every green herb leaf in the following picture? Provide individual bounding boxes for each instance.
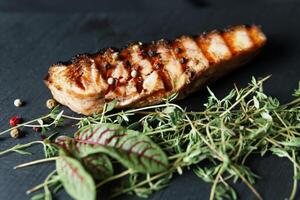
[56,156,96,200]
[278,138,300,148]
[31,193,45,200]
[106,100,117,112]
[261,112,272,121]
[82,153,113,180]
[56,136,113,180]
[74,123,169,173]
[270,147,290,158]
[253,96,260,109]
[293,82,300,97]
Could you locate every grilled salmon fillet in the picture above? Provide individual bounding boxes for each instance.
[45,25,266,115]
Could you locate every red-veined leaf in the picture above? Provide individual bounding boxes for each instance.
[82,153,113,180]
[55,136,114,180]
[56,156,96,200]
[73,123,169,173]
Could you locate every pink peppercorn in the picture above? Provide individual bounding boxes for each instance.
[9,116,22,126]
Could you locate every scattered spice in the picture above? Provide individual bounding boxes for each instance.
[33,127,41,132]
[46,99,57,110]
[180,57,188,64]
[137,49,146,58]
[131,70,138,78]
[125,61,131,67]
[153,59,161,69]
[147,49,157,57]
[10,128,21,138]
[40,135,46,141]
[103,62,110,69]
[174,47,182,54]
[132,45,139,51]
[112,52,119,60]
[14,99,23,107]
[107,77,115,85]
[9,116,22,126]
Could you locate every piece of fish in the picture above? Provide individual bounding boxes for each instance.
[45,25,266,115]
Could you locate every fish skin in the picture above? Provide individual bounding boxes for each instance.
[45,25,266,115]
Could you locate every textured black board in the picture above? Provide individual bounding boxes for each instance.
[0,3,300,200]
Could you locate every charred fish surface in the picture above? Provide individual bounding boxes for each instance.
[45,25,267,115]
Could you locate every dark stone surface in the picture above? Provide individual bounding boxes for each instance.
[0,2,300,200]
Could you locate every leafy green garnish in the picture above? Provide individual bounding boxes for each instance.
[82,153,113,180]
[3,75,300,200]
[56,156,96,200]
[73,123,169,173]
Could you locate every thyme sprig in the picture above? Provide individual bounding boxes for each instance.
[1,75,300,200]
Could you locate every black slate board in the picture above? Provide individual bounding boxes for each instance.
[1,3,300,200]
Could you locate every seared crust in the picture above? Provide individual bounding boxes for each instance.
[45,25,266,115]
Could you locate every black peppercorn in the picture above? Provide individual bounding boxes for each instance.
[180,57,188,64]
[103,62,110,69]
[175,47,182,54]
[125,61,131,67]
[148,49,157,57]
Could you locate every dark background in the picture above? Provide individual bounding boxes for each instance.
[0,1,300,200]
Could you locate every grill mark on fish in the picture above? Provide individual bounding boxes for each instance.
[143,42,173,92]
[171,40,187,72]
[92,54,107,84]
[127,44,146,94]
[68,55,93,90]
[103,48,120,94]
[195,33,217,65]
[134,76,144,93]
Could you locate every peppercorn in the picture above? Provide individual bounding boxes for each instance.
[46,99,57,109]
[40,135,46,141]
[131,70,138,78]
[137,49,146,57]
[33,127,41,132]
[147,49,157,57]
[125,60,131,67]
[9,116,22,126]
[107,77,115,85]
[174,47,182,54]
[103,62,110,69]
[153,59,161,69]
[10,128,21,138]
[112,52,119,60]
[14,99,23,107]
[180,57,188,64]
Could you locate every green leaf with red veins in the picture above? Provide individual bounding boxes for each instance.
[55,136,114,180]
[73,123,169,174]
[55,136,80,157]
[56,156,96,200]
[82,153,114,180]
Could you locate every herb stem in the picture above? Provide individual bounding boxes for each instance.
[106,104,170,119]
[283,98,300,107]
[0,114,50,136]
[0,141,42,156]
[61,114,83,121]
[96,169,132,188]
[26,171,59,194]
[231,165,263,200]
[14,157,58,169]
[220,75,271,117]
[109,170,171,199]
[289,150,297,200]
[145,128,176,136]
[170,103,225,161]
[209,165,225,200]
